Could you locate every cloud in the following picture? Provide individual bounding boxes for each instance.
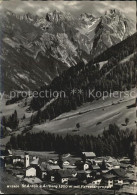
[51,3,65,12]
[15,7,24,14]
[23,2,36,9]
[123,7,135,14]
[0,5,3,10]
[44,1,82,14]
[36,7,50,16]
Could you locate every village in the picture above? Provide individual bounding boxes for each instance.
[0,148,137,194]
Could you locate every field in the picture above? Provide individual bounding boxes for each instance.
[31,91,136,136]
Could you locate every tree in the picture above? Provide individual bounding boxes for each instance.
[125,118,129,126]
[23,114,26,120]
[30,114,34,126]
[58,154,63,169]
[1,116,6,126]
[76,123,80,131]
[101,160,106,170]
[9,123,135,163]
[6,110,19,130]
[6,142,12,150]
[82,154,86,163]
[37,109,42,124]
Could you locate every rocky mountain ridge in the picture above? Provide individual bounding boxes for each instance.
[0,9,135,92]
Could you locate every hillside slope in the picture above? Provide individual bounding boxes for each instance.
[31,93,136,136]
[29,33,137,125]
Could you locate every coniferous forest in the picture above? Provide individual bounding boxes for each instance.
[1,110,19,137]
[8,124,136,164]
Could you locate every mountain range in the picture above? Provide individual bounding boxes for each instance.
[0,9,135,92]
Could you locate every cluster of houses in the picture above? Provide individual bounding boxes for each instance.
[0,149,136,189]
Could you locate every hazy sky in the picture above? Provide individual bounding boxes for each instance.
[0,1,136,22]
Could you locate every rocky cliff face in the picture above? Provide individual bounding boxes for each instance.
[92,9,135,57]
[0,9,135,92]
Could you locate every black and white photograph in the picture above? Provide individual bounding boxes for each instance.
[0,0,137,194]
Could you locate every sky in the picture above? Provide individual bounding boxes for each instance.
[0,1,136,22]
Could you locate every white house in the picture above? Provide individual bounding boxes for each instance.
[12,156,21,164]
[107,180,113,188]
[63,160,70,166]
[48,159,58,165]
[26,166,36,177]
[102,174,115,188]
[57,169,77,184]
[83,162,90,171]
[51,175,55,182]
[61,177,69,184]
[92,179,102,186]
[115,178,124,185]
